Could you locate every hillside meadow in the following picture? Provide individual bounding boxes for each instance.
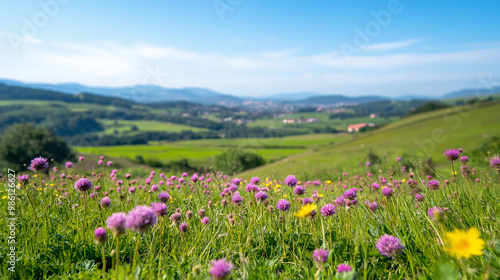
[75,134,351,168]
[1,147,499,279]
[242,101,500,179]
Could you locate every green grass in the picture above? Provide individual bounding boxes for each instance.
[2,152,499,278]
[99,119,210,135]
[75,134,350,167]
[242,101,500,178]
[76,143,305,167]
[156,133,351,148]
[0,100,115,112]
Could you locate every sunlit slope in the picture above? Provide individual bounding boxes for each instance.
[242,101,500,178]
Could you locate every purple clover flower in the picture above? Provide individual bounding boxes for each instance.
[28,157,49,172]
[276,199,290,211]
[427,207,444,221]
[170,212,182,224]
[232,192,243,206]
[320,203,336,217]
[191,173,198,183]
[293,185,306,196]
[490,156,500,170]
[245,184,259,193]
[106,212,127,236]
[126,206,157,234]
[343,188,357,200]
[151,202,168,217]
[179,222,189,233]
[312,249,329,264]
[228,184,238,192]
[18,174,29,185]
[94,227,108,245]
[407,179,417,189]
[255,191,268,202]
[74,178,93,192]
[335,196,346,207]
[250,177,260,184]
[460,156,469,164]
[427,180,440,190]
[337,263,352,273]
[232,178,241,185]
[382,187,393,197]
[284,175,298,187]
[376,234,405,258]
[101,197,111,207]
[302,197,312,205]
[415,193,425,202]
[443,149,460,162]
[158,192,170,202]
[369,202,378,211]
[209,259,234,280]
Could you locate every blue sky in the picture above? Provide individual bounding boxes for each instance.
[1,0,499,97]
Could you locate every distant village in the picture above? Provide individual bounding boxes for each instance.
[282,118,321,124]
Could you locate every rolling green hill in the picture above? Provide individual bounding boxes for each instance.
[100,119,210,135]
[241,100,500,178]
[75,133,350,168]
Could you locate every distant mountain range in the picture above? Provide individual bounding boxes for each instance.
[1,78,498,106]
[441,86,500,99]
[0,79,243,105]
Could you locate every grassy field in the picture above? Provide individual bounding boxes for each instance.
[100,119,210,135]
[242,100,500,179]
[153,133,351,148]
[0,100,115,112]
[247,112,398,131]
[76,134,351,167]
[3,147,499,278]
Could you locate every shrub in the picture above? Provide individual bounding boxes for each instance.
[214,149,265,175]
[0,123,75,171]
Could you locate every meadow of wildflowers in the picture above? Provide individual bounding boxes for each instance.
[1,149,499,279]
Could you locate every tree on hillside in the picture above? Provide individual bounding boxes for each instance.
[214,149,265,175]
[0,123,75,171]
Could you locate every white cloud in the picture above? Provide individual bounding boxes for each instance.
[24,35,43,45]
[261,49,298,59]
[0,39,499,96]
[361,38,421,52]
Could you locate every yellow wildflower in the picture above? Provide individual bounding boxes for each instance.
[444,227,485,259]
[283,194,289,198]
[1,196,7,199]
[294,204,317,218]
[402,179,406,183]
